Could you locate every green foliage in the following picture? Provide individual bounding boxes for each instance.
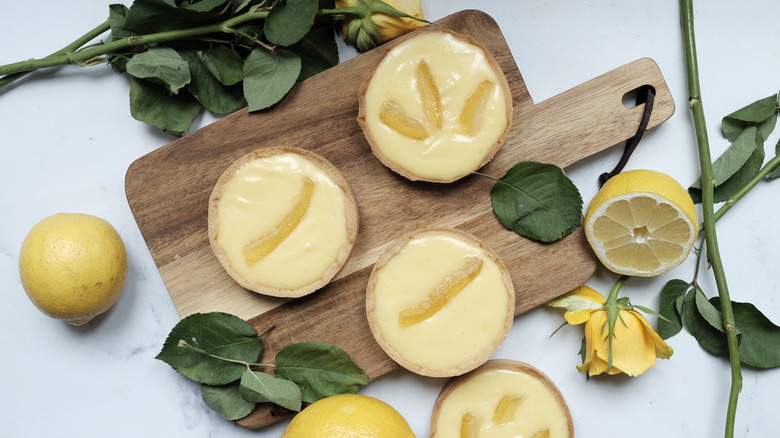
[180,50,247,114]
[155,312,369,421]
[155,312,263,385]
[198,45,244,86]
[689,91,780,203]
[105,0,340,135]
[489,162,583,243]
[657,279,690,339]
[264,0,320,46]
[770,139,780,179]
[657,281,780,369]
[243,48,302,112]
[239,369,302,412]
[201,382,255,421]
[275,342,372,403]
[128,76,203,136]
[126,47,191,94]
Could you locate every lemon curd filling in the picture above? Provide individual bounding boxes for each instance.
[433,368,571,438]
[214,152,349,291]
[363,31,510,181]
[371,233,512,374]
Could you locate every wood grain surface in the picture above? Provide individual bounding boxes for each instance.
[124,9,674,429]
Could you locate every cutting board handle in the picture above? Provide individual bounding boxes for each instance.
[508,57,675,170]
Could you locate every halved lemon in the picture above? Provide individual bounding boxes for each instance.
[583,169,698,277]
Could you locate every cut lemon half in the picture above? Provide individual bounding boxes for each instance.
[583,169,698,277]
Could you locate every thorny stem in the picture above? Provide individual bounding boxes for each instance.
[0,19,111,90]
[0,11,273,78]
[680,2,742,437]
[0,5,381,84]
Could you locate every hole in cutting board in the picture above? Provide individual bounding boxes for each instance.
[622,84,655,109]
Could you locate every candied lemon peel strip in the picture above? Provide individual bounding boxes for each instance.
[460,413,480,438]
[416,60,443,130]
[533,429,551,438]
[399,255,483,327]
[492,395,523,425]
[379,62,497,141]
[243,176,315,264]
[379,100,429,140]
[460,80,495,136]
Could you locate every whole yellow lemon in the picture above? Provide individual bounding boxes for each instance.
[18,213,128,325]
[281,393,416,438]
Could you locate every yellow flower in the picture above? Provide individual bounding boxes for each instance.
[335,0,427,51]
[548,285,674,377]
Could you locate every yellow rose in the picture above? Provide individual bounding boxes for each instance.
[335,0,427,51]
[549,285,674,377]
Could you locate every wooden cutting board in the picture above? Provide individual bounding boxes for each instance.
[125,9,674,429]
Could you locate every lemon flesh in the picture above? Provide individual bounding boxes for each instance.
[584,170,698,277]
[18,213,127,325]
[281,394,415,438]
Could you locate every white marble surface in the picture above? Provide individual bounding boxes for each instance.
[2,1,779,436]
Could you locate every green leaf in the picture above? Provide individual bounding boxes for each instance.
[155,312,263,385]
[724,94,778,124]
[712,300,780,368]
[239,369,302,412]
[695,289,725,332]
[712,126,759,186]
[233,0,257,13]
[264,0,320,46]
[182,0,231,12]
[689,126,758,191]
[657,279,690,339]
[489,162,583,243]
[199,45,244,86]
[180,50,246,114]
[769,139,780,179]
[722,112,777,144]
[683,289,729,357]
[108,4,134,40]
[129,77,202,136]
[201,382,255,420]
[275,342,371,404]
[291,21,339,80]
[689,134,766,204]
[243,48,302,111]
[125,0,223,34]
[126,47,191,94]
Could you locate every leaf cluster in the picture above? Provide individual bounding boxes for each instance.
[657,280,780,369]
[654,92,780,370]
[155,312,371,421]
[689,92,780,202]
[108,0,339,136]
[486,161,583,243]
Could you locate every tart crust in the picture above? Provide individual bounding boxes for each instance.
[208,146,359,298]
